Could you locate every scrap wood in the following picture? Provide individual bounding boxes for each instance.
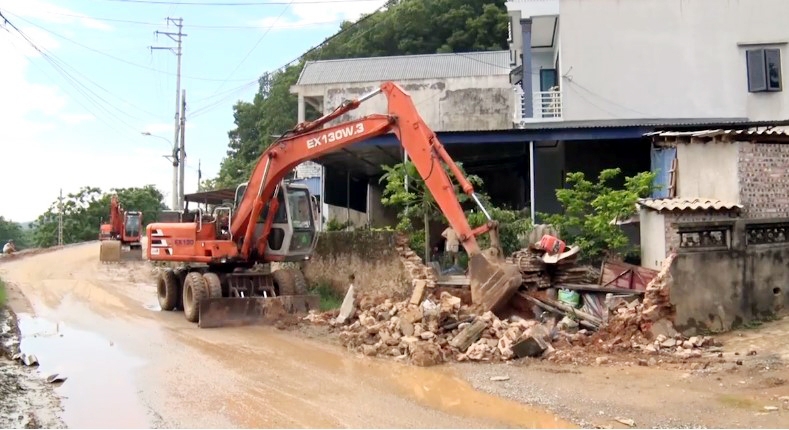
[518,292,601,330]
[554,283,644,296]
[449,319,487,351]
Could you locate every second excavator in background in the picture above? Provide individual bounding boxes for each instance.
[99,195,143,262]
[145,81,523,328]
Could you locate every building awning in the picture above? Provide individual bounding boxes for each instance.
[184,188,236,206]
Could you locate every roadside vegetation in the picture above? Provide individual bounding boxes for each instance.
[0,277,7,308]
[308,280,344,311]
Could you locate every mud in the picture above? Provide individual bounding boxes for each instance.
[0,306,65,429]
[0,242,573,428]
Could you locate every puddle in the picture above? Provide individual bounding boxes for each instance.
[142,302,162,312]
[16,313,152,428]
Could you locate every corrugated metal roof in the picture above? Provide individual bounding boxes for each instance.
[296,51,511,86]
[637,198,743,212]
[645,127,789,139]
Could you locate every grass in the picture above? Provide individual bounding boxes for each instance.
[309,280,344,312]
[0,277,6,308]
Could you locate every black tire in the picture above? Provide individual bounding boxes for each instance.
[272,268,308,296]
[182,272,208,323]
[175,268,187,310]
[203,272,222,299]
[157,269,179,311]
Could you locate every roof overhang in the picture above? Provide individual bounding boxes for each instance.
[184,188,236,206]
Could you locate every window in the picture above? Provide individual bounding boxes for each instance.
[746,48,782,92]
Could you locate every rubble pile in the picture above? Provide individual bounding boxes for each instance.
[586,252,721,358]
[394,234,437,289]
[507,250,550,289]
[305,290,562,366]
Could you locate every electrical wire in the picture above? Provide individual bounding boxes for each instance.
[208,0,295,95]
[2,10,256,82]
[0,10,149,134]
[89,0,383,6]
[28,10,343,30]
[189,1,389,118]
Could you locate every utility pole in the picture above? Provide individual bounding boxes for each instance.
[197,159,202,192]
[150,17,186,210]
[57,188,63,247]
[179,89,186,209]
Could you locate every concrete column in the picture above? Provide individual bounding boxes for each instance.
[520,18,533,119]
[297,93,305,123]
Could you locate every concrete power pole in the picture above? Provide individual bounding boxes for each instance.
[179,89,186,209]
[197,159,202,192]
[57,188,63,247]
[150,17,186,210]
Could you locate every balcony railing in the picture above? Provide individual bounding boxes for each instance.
[513,86,563,124]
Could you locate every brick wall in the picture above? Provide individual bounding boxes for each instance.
[739,142,789,218]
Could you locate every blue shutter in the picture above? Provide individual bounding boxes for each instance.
[650,146,676,198]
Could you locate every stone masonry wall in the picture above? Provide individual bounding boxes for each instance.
[739,142,789,219]
[303,231,436,301]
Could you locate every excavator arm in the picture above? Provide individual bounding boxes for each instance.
[231,82,500,260]
[227,81,521,311]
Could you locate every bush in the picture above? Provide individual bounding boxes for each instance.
[309,280,344,311]
[0,278,6,307]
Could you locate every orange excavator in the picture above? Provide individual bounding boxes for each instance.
[145,81,522,328]
[99,195,143,262]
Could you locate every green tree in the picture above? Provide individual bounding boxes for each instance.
[540,169,656,264]
[467,206,532,256]
[0,216,29,249]
[30,186,167,247]
[379,160,483,261]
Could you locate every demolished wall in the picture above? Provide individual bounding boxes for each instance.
[668,218,789,335]
[303,231,434,299]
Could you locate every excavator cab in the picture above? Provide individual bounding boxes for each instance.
[233,181,319,262]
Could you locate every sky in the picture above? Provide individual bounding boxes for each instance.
[0,0,387,222]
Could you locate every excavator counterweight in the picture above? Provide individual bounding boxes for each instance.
[145,81,522,328]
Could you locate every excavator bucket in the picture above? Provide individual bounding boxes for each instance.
[197,294,321,329]
[468,253,523,315]
[99,240,122,263]
[99,240,143,263]
[467,223,523,315]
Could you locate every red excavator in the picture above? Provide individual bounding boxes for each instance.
[145,81,522,328]
[99,195,143,262]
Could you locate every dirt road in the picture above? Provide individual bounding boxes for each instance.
[0,242,571,429]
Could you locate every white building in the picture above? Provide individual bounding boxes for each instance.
[508,0,789,125]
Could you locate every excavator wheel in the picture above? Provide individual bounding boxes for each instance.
[99,240,122,263]
[202,272,223,299]
[272,268,308,296]
[182,272,208,323]
[157,268,179,311]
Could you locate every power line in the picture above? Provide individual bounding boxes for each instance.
[2,10,254,82]
[204,0,294,98]
[28,10,342,29]
[90,0,382,6]
[190,1,389,117]
[1,10,144,133]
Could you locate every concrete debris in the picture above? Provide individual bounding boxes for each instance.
[490,375,510,381]
[336,284,356,325]
[763,406,779,412]
[615,417,636,427]
[45,373,67,384]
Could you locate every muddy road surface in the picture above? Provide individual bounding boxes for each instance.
[0,242,571,429]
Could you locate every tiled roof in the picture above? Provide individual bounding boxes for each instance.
[295,51,511,86]
[637,198,743,212]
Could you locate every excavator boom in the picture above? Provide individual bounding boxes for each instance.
[146,81,522,327]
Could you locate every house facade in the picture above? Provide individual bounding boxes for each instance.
[508,0,789,125]
[637,129,789,334]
